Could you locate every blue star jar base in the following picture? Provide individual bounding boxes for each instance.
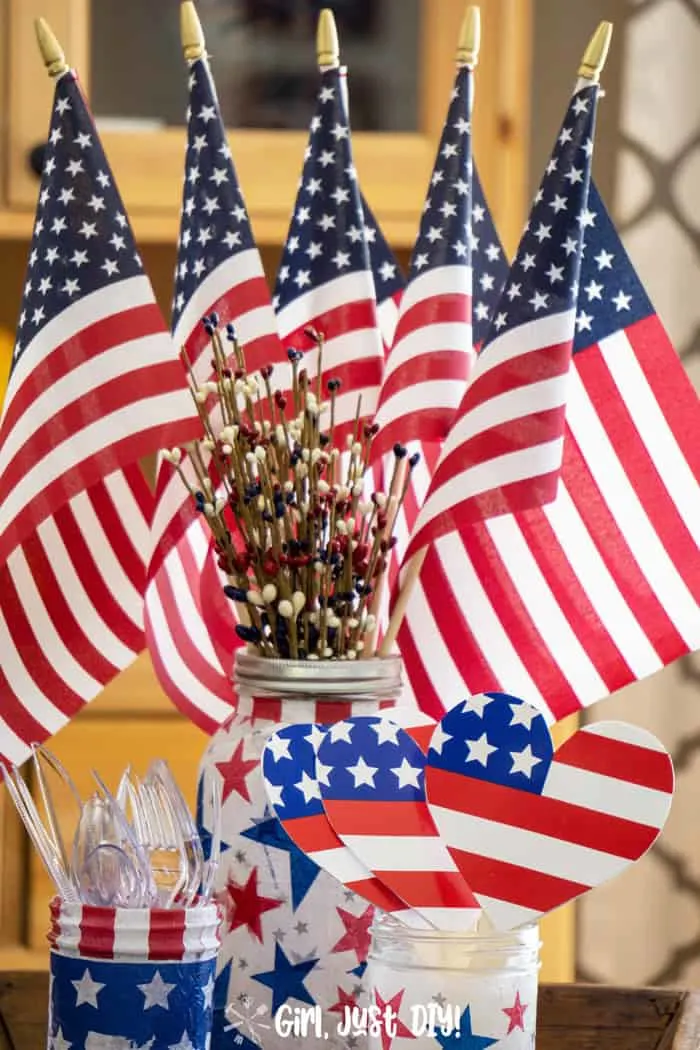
[365,915,540,1049]
[197,652,407,1050]
[47,900,221,1050]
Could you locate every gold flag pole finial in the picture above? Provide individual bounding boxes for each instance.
[34,18,69,78]
[578,20,613,82]
[456,5,481,68]
[181,1,207,62]
[317,8,340,69]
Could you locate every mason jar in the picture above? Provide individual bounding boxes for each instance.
[197,651,412,1050]
[363,914,540,1048]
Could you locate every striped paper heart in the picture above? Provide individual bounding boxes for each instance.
[425,693,674,930]
[316,716,481,931]
[261,723,431,927]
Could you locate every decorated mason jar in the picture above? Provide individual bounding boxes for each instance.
[197,650,409,1050]
[48,898,220,1050]
[364,915,540,1049]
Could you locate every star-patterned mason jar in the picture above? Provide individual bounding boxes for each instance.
[365,915,540,1049]
[47,899,220,1050]
[197,651,408,1050]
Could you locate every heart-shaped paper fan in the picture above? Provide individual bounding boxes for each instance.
[261,724,431,927]
[317,716,481,931]
[425,693,674,930]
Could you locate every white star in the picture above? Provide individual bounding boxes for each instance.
[113,211,126,227]
[391,758,422,790]
[71,249,88,267]
[465,733,497,767]
[192,134,207,153]
[371,720,400,746]
[413,252,429,271]
[38,277,52,295]
[319,85,335,103]
[101,259,119,276]
[558,127,573,145]
[549,193,568,214]
[187,166,200,185]
[379,261,396,281]
[485,243,501,262]
[565,166,583,185]
[319,149,335,167]
[612,290,632,311]
[332,250,350,269]
[49,127,63,145]
[582,138,594,157]
[463,695,493,717]
[546,263,564,284]
[266,735,291,761]
[584,279,603,301]
[277,264,290,285]
[493,311,507,330]
[317,214,335,232]
[52,1028,72,1050]
[575,311,593,333]
[453,116,470,135]
[305,725,326,752]
[197,226,212,246]
[578,208,596,229]
[595,249,614,270]
[74,131,91,149]
[520,252,536,271]
[71,968,105,1008]
[210,167,228,185]
[440,201,457,219]
[287,235,300,253]
[66,159,83,177]
[51,216,67,235]
[202,195,220,215]
[29,249,38,267]
[431,170,444,187]
[39,187,50,207]
[331,123,348,140]
[530,290,549,311]
[450,177,467,197]
[364,226,376,243]
[426,226,443,243]
[506,282,521,300]
[572,96,589,115]
[329,721,353,744]
[139,971,176,1010]
[453,240,468,258]
[347,756,378,788]
[294,269,311,288]
[480,273,495,292]
[331,187,350,206]
[430,725,452,754]
[295,771,320,804]
[45,157,56,175]
[562,235,578,256]
[199,105,216,123]
[534,222,552,243]
[510,744,542,778]
[110,233,126,251]
[534,189,544,205]
[79,221,97,239]
[88,195,105,212]
[296,205,311,224]
[441,142,458,159]
[202,976,215,1010]
[545,158,558,175]
[56,97,71,114]
[95,168,109,185]
[315,760,332,787]
[184,197,195,217]
[192,258,205,277]
[168,1032,196,1050]
[345,162,357,181]
[509,702,540,729]
[310,115,322,133]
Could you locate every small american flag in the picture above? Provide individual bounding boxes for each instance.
[145,55,282,731]
[0,71,193,764]
[400,181,700,724]
[372,65,475,461]
[405,83,600,560]
[273,66,384,436]
[360,195,404,353]
[261,723,421,921]
[425,694,674,930]
[317,716,481,932]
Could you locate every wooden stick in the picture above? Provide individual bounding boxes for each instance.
[378,547,427,656]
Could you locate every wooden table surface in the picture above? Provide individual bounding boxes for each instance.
[0,974,698,1049]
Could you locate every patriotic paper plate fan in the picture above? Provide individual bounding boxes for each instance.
[425,694,675,930]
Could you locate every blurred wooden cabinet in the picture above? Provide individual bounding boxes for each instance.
[0,0,532,250]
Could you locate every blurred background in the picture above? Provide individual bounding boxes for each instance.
[0,0,698,988]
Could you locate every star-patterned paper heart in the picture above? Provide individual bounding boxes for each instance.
[262,723,430,927]
[425,693,675,929]
[317,717,481,931]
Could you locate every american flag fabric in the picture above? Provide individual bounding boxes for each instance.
[360,195,404,353]
[0,71,195,765]
[316,716,481,932]
[404,83,599,560]
[145,54,283,731]
[372,65,475,461]
[425,694,674,930]
[48,898,220,960]
[399,181,700,724]
[273,66,384,436]
[262,723,429,924]
[50,952,216,1050]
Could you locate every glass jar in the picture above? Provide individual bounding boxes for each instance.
[364,915,540,1049]
[197,651,406,1050]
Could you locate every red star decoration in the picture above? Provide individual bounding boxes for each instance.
[328,986,357,1025]
[218,867,283,941]
[503,990,528,1034]
[331,904,374,963]
[374,989,415,1050]
[215,739,258,803]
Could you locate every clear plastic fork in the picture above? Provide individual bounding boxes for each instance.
[132,777,188,907]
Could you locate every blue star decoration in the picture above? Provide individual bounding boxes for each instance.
[252,942,319,1016]
[434,1006,497,1050]
[241,808,320,910]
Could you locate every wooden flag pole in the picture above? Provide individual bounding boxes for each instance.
[378,3,481,659]
[181,1,207,61]
[34,18,69,77]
